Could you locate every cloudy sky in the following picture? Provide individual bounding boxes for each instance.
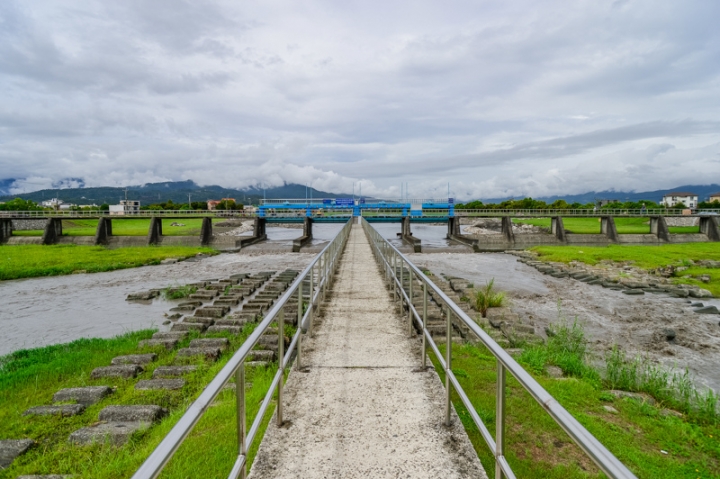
[1,0,719,199]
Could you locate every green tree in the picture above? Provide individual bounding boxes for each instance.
[0,198,42,211]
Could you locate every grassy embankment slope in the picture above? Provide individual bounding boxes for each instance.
[514,217,700,234]
[0,245,216,281]
[530,243,720,296]
[0,327,281,478]
[432,340,719,479]
[13,218,226,237]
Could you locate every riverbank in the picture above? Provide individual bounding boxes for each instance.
[530,243,720,297]
[0,328,278,478]
[0,244,218,281]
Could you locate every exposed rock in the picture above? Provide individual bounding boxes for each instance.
[90,365,143,379]
[135,379,185,390]
[69,422,148,446]
[694,305,719,314]
[546,366,564,378]
[53,386,113,406]
[111,354,157,366]
[603,405,619,414]
[663,329,676,341]
[99,405,168,423]
[622,289,645,295]
[689,288,713,298]
[160,258,178,264]
[0,439,34,469]
[23,404,85,417]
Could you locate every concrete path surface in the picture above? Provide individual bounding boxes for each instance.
[248,224,487,479]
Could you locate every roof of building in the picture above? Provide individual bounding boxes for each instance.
[663,192,697,197]
[709,192,720,197]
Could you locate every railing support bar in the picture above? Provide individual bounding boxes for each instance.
[496,363,506,479]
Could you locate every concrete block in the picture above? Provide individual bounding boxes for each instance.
[69,422,148,446]
[152,366,197,378]
[138,339,178,351]
[23,404,85,417]
[207,325,242,334]
[249,350,275,361]
[189,338,229,351]
[99,405,168,423]
[152,331,188,340]
[181,316,216,325]
[176,347,221,361]
[0,439,34,468]
[135,379,185,391]
[171,322,207,332]
[111,354,157,366]
[90,365,143,379]
[194,306,229,318]
[53,386,113,406]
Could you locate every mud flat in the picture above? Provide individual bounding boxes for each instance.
[0,252,314,356]
[412,252,720,393]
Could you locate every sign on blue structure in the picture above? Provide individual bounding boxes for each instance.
[335,198,354,207]
[448,198,454,204]
[323,199,332,205]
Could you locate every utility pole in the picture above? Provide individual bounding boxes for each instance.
[188,193,192,210]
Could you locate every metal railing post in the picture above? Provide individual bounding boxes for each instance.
[277,309,285,426]
[235,364,246,479]
[422,282,427,369]
[393,252,397,301]
[309,265,314,334]
[445,307,452,426]
[496,363,506,479]
[297,283,303,370]
[408,269,413,336]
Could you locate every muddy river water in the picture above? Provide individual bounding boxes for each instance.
[2,235,719,394]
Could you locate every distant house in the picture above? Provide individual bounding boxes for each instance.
[42,198,63,208]
[207,198,236,210]
[661,192,697,208]
[708,193,720,204]
[597,199,621,207]
[109,200,140,215]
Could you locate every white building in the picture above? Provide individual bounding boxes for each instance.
[109,200,140,215]
[41,198,63,208]
[661,192,697,208]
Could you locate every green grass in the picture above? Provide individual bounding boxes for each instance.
[0,244,217,281]
[514,217,701,235]
[0,326,286,478]
[13,219,225,237]
[430,339,720,478]
[530,243,720,296]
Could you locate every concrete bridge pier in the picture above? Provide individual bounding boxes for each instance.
[148,217,163,245]
[550,216,567,242]
[239,218,268,248]
[700,216,720,241]
[94,217,112,245]
[501,216,515,243]
[200,217,213,246]
[650,216,670,242]
[601,216,619,242]
[447,217,461,237]
[42,219,63,245]
[292,217,313,252]
[0,218,12,243]
[401,217,421,253]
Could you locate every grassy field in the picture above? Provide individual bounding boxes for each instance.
[0,244,216,281]
[514,217,700,234]
[0,326,280,478]
[531,243,720,296]
[12,218,226,237]
[431,336,719,478]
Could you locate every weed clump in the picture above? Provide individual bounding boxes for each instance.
[473,279,506,317]
[162,284,198,300]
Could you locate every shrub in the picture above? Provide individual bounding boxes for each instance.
[473,279,506,317]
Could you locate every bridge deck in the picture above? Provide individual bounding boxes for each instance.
[247,224,486,478]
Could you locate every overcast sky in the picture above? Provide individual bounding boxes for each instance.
[1,0,719,199]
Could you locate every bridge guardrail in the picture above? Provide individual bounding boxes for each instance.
[361,218,638,479]
[453,208,720,217]
[0,209,256,218]
[131,219,352,479]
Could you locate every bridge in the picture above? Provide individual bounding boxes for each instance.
[1,200,718,250]
[118,219,638,478]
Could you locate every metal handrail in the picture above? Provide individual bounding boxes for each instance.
[453,208,720,217]
[0,209,256,218]
[131,219,352,479]
[361,218,638,479]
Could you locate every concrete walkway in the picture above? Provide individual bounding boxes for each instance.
[248,224,487,479]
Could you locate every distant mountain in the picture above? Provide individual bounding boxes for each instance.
[0,180,345,206]
[481,184,720,205]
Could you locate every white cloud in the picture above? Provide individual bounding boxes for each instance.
[1,0,719,200]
